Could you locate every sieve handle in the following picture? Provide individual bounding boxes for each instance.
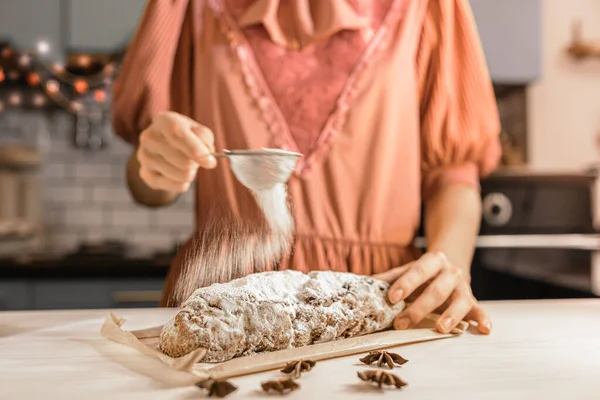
[212,149,303,157]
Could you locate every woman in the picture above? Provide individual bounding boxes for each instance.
[112,0,501,335]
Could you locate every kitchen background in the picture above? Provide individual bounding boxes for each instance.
[1,0,599,310]
[0,111,195,256]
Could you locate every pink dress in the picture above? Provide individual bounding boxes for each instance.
[111,0,502,306]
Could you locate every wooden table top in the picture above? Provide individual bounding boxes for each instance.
[1,299,599,399]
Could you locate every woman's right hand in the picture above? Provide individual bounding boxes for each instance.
[137,111,217,193]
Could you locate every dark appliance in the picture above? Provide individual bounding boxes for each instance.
[472,169,600,299]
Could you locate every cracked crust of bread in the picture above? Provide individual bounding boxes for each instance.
[159,270,405,362]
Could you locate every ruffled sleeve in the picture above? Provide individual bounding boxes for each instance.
[417,0,502,200]
[111,0,191,145]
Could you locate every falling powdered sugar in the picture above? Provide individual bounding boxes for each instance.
[251,183,294,267]
[170,177,295,307]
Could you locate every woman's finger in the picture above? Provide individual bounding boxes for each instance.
[153,117,214,168]
[151,112,217,169]
[388,252,447,303]
[138,148,196,184]
[372,264,412,285]
[393,268,459,329]
[436,288,475,333]
[466,304,492,334]
[139,167,190,193]
[141,132,198,171]
[166,127,216,169]
[192,124,216,153]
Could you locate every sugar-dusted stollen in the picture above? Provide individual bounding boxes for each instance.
[159,270,405,362]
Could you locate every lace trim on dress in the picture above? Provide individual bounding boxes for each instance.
[209,0,294,152]
[208,0,411,176]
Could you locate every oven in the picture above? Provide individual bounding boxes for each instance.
[416,169,600,299]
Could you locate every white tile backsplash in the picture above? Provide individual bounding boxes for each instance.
[90,186,133,204]
[42,163,67,180]
[64,208,107,227]
[44,232,84,253]
[71,163,113,180]
[43,186,87,203]
[129,231,177,252]
[109,209,154,227]
[3,111,196,255]
[155,209,195,229]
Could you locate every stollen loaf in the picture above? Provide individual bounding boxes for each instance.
[159,270,405,362]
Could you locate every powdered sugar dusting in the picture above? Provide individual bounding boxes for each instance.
[159,270,405,362]
[170,179,294,306]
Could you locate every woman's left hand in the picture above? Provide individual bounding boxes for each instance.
[373,252,492,335]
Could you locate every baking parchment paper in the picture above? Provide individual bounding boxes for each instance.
[100,312,467,380]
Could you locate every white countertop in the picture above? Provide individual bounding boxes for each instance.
[1,299,599,399]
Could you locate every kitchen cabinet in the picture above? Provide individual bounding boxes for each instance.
[67,0,147,52]
[0,0,145,55]
[470,0,542,83]
[0,0,62,60]
[0,250,170,311]
[33,278,164,310]
[0,280,34,311]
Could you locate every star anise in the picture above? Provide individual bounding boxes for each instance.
[359,350,408,369]
[280,359,317,378]
[195,378,238,398]
[357,370,408,389]
[261,378,300,394]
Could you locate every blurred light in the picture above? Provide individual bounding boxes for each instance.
[33,94,46,107]
[19,54,30,66]
[70,101,83,112]
[46,80,59,94]
[103,64,115,74]
[27,73,40,86]
[52,63,64,73]
[0,68,4,83]
[93,90,106,103]
[77,55,91,67]
[36,40,50,55]
[74,79,88,94]
[9,93,22,106]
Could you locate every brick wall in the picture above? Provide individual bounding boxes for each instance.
[0,110,194,256]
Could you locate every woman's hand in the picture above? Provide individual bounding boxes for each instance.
[373,252,492,335]
[137,111,217,193]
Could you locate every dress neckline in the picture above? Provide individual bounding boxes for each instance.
[209,0,411,176]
